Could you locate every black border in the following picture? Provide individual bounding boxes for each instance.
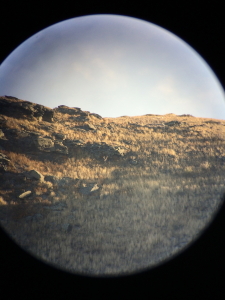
[1,1,225,298]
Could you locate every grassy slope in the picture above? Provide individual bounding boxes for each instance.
[0,103,225,276]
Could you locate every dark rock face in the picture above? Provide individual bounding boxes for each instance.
[64,139,85,147]
[0,96,54,122]
[34,136,55,149]
[44,175,60,184]
[0,96,129,165]
[1,128,68,155]
[54,105,82,115]
[33,136,68,155]
[4,95,19,100]
[85,142,127,159]
[53,141,68,154]
[42,109,54,122]
[25,169,44,181]
[54,133,66,140]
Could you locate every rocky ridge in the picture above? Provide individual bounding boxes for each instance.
[0,96,139,216]
[0,96,128,160]
[1,95,225,208]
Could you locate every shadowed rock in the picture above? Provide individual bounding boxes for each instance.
[25,169,44,181]
[34,136,54,149]
[4,95,19,100]
[0,96,54,122]
[44,175,60,184]
[54,133,66,140]
[85,142,127,160]
[0,152,10,171]
[54,105,82,115]
[52,140,68,154]
[33,135,68,154]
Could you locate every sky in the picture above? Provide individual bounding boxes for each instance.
[0,14,224,119]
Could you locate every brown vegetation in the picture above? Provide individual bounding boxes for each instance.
[0,96,225,276]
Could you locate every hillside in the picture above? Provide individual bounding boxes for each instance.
[0,95,225,276]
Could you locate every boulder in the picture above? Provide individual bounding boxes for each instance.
[33,136,68,154]
[34,136,55,149]
[54,133,66,140]
[2,129,69,155]
[41,108,54,122]
[55,105,81,115]
[18,191,32,199]
[86,142,127,159]
[53,141,68,154]
[0,128,42,151]
[64,139,85,147]
[25,169,44,181]
[44,175,60,184]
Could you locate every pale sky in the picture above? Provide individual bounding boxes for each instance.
[0,14,224,119]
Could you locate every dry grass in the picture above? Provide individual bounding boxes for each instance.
[1,106,225,276]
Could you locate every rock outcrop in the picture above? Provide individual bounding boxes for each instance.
[0,96,54,122]
[1,126,126,162]
[25,169,44,181]
[0,92,130,209]
[54,105,83,115]
[85,142,127,159]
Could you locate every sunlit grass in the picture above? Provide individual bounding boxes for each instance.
[1,105,225,275]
